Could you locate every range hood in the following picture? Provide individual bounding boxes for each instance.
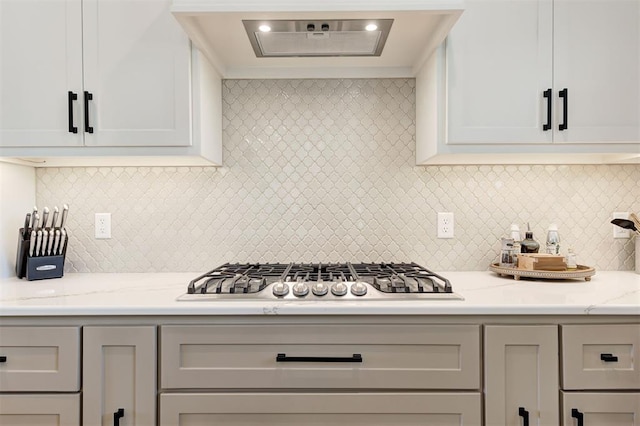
[171,0,465,79]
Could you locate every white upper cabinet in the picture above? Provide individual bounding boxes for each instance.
[0,0,83,147]
[553,0,640,143]
[417,0,640,164]
[0,0,222,166]
[82,0,191,147]
[446,0,553,145]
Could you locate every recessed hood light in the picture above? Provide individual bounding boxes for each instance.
[243,19,394,58]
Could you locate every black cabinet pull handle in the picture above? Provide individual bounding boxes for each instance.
[543,89,552,131]
[68,91,78,133]
[276,353,362,363]
[571,408,584,426]
[0,356,6,363]
[559,88,568,130]
[600,353,619,362]
[84,91,94,133]
[113,408,124,426]
[518,407,529,426]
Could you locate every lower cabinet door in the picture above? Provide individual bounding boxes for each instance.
[563,392,640,426]
[0,394,80,425]
[83,326,156,426]
[484,325,559,426]
[160,392,482,426]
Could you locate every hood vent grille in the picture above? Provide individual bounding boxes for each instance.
[243,19,394,57]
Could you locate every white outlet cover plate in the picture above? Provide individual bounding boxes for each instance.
[95,213,111,239]
[437,212,454,239]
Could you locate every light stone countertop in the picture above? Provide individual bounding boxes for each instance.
[0,271,638,316]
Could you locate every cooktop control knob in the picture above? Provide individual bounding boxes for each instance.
[272,282,289,297]
[311,282,328,296]
[331,282,348,296]
[350,282,367,296]
[292,282,309,297]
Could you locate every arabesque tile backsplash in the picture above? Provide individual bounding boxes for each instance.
[36,79,639,272]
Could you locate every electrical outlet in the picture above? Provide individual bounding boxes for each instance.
[437,212,454,239]
[612,212,630,239]
[95,213,111,239]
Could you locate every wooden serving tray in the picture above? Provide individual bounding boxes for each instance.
[489,263,596,281]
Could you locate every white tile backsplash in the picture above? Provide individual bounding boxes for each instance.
[36,79,639,272]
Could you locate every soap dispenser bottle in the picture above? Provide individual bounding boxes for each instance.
[521,223,540,253]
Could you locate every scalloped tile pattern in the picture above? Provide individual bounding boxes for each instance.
[36,79,639,273]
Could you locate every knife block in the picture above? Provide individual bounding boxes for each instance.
[15,228,67,281]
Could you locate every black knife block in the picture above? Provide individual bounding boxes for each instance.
[15,228,67,281]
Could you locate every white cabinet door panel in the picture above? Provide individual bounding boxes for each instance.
[553,0,640,143]
[446,0,553,144]
[82,0,191,147]
[0,0,83,147]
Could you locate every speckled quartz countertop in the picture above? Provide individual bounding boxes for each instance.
[0,271,638,316]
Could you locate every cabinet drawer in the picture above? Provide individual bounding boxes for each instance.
[0,394,80,426]
[562,392,640,426]
[160,324,480,390]
[0,326,80,392]
[562,324,640,390]
[160,392,482,426]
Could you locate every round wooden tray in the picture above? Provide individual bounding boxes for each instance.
[489,263,596,281]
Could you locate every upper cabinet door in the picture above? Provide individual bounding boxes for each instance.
[0,0,83,147]
[553,0,640,143]
[82,0,191,147]
[446,0,553,145]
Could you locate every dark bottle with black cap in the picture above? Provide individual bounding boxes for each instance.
[520,223,540,253]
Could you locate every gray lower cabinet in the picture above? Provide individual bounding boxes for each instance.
[0,326,81,425]
[83,326,157,426]
[562,392,640,426]
[159,324,483,425]
[0,394,80,426]
[160,392,482,426]
[484,325,559,426]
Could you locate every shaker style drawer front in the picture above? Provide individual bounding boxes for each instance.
[562,324,640,390]
[0,394,80,426]
[160,324,480,390]
[0,326,80,392]
[160,392,482,426]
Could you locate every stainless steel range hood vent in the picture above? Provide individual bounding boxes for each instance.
[243,19,394,57]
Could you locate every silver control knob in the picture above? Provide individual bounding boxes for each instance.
[311,282,328,296]
[292,282,309,297]
[350,282,368,296]
[331,282,348,296]
[272,282,289,297]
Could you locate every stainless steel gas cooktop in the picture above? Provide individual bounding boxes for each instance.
[177,262,463,301]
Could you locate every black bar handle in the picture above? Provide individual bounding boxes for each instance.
[0,356,6,363]
[113,408,124,426]
[68,91,78,133]
[600,353,619,362]
[276,353,362,363]
[84,91,94,133]
[559,88,568,131]
[543,89,552,131]
[519,407,529,426]
[571,408,584,426]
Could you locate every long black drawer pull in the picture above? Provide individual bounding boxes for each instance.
[571,408,584,426]
[276,353,362,363]
[559,88,568,131]
[519,407,529,426]
[84,91,94,133]
[0,356,6,363]
[113,408,124,426]
[600,353,619,362]
[543,89,552,131]
[68,91,78,133]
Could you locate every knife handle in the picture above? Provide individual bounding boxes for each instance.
[41,230,48,257]
[29,231,36,257]
[60,204,69,230]
[51,207,59,229]
[53,230,61,256]
[35,230,42,257]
